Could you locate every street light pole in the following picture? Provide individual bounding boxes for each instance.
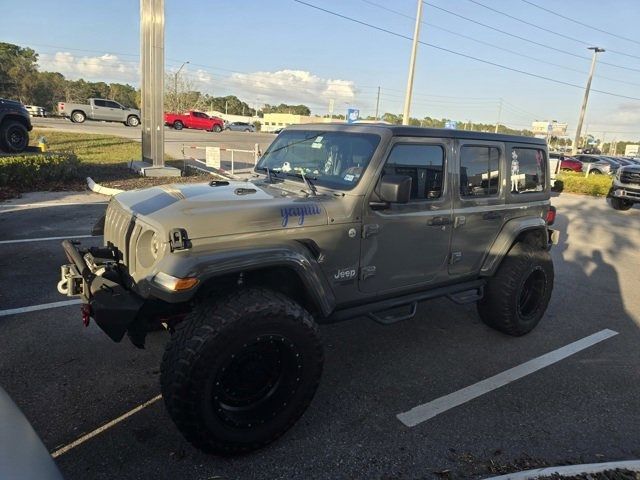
[573,47,604,155]
[174,60,189,113]
[402,0,423,126]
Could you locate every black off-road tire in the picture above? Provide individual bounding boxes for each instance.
[0,121,29,153]
[611,197,633,211]
[160,288,323,455]
[173,120,184,130]
[478,242,554,336]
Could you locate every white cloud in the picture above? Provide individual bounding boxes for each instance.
[602,103,640,127]
[38,52,139,84]
[228,69,357,107]
[195,69,212,85]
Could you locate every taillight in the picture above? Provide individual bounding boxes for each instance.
[546,206,556,225]
[59,102,65,110]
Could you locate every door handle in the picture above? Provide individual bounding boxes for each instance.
[427,216,451,226]
[482,211,502,220]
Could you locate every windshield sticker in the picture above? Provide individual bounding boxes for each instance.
[344,174,355,182]
[281,204,322,227]
[311,136,323,149]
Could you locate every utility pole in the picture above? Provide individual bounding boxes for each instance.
[375,86,381,120]
[494,98,502,133]
[573,47,604,155]
[174,60,189,113]
[402,0,423,125]
[225,100,228,115]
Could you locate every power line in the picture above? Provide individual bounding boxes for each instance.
[359,0,640,89]
[466,0,640,61]
[421,1,640,74]
[520,0,640,47]
[292,0,640,102]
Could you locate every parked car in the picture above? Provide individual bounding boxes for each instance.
[164,111,224,132]
[574,154,612,175]
[226,121,256,132]
[0,98,32,153]
[24,105,46,117]
[609,163,640,210]
[58,124,557,455]
[58,98,140,126]
[550,152,582,172]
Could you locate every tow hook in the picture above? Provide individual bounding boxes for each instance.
[81,304,92,327]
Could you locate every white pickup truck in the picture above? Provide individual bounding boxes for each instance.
[58,98,140,127]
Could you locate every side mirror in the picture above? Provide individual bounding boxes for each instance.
[372,175,412,207]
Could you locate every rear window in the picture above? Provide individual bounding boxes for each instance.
[511,148,546,194]
[460,146,500,197]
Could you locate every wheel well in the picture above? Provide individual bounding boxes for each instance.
[71,109,85,117]
[197,267,318,316]
[1,114,29,129]
[514,228,547,250]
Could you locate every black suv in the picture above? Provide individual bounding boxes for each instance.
[0,98,32,153]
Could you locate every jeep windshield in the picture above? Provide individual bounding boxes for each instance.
[256,130,380,191]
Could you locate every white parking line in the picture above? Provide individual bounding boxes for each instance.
[0,234,95,245]
[397,329,619,427]
[51,395,163,458]
[0,299,82,317]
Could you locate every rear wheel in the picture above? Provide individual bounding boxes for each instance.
[611,197,633,211]
[589,169,602,175]
[173,121,183,130]
[161,288,323,455]
[478,242,554,336]
[71,111,86,123]
[244,128,252,132]
[0,121,29,153]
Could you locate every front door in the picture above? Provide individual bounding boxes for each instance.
[359,139,453,294]
[449,140,506,277]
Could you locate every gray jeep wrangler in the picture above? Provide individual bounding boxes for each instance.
[58,124,558,455]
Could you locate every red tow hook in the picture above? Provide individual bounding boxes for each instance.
[81,304,92,327]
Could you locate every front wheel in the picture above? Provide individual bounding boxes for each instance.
[160,288,323,455]
[611,197,633,211]
[0,121,29,153]
[589,169,602,175]
[478,242,554,336]
[212,125,222,133]
[127,115,140,127]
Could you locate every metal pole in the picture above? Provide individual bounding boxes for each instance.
[402,0,423,125]
[573,47,604,155]
[494,98,502,133]
[375,86,381,120]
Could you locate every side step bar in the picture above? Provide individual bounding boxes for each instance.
[326,279,486,324]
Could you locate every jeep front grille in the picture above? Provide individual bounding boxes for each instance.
[104,201,134,265]
[621,171,640,185]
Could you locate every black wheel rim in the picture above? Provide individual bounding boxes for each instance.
[212,334,302,428]
[517,268,546,319]
[8,127,25,148]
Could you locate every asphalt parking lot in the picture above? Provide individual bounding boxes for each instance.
[1,191,639,479]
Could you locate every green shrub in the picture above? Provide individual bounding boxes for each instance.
[557,171,612,196]
[0,152,81,188]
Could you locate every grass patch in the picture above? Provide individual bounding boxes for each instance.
[557,171,613,196]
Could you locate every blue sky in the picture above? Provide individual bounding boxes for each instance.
[2,0,640,139]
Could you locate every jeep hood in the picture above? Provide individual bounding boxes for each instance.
[112,181,328,239]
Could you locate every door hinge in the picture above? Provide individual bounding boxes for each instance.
[362,224,380,238]
[360,265,377,280]
[449,251,463,265]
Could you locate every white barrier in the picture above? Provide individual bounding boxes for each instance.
[181,143,261,175]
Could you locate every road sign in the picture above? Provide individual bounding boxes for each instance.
[444,120,457,129]
[206,146,221,169]
[346,108,359,124]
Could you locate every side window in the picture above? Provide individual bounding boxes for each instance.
[93,99,106,107]
[383,144,444,200]
[460,146,500,197]
[511,148,546,193]
[105,101,121,109]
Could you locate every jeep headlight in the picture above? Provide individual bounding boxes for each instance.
[137,229,161,268]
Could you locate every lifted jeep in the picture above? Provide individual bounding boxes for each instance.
[58,124,557,455]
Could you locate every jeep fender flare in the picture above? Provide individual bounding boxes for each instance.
[146,243,336,317]
[480,217,547,277]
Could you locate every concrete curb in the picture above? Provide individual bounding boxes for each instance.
[86,177,123,196]
[484,460,640,479]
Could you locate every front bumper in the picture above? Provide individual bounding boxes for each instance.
[58,240,144,343]
[609,183,640,202]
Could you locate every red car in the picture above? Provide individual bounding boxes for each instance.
[164,111,224,132]
[550,153,582,172]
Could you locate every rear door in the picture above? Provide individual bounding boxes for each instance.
[449,140,506,277]
[359,138,453,294]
